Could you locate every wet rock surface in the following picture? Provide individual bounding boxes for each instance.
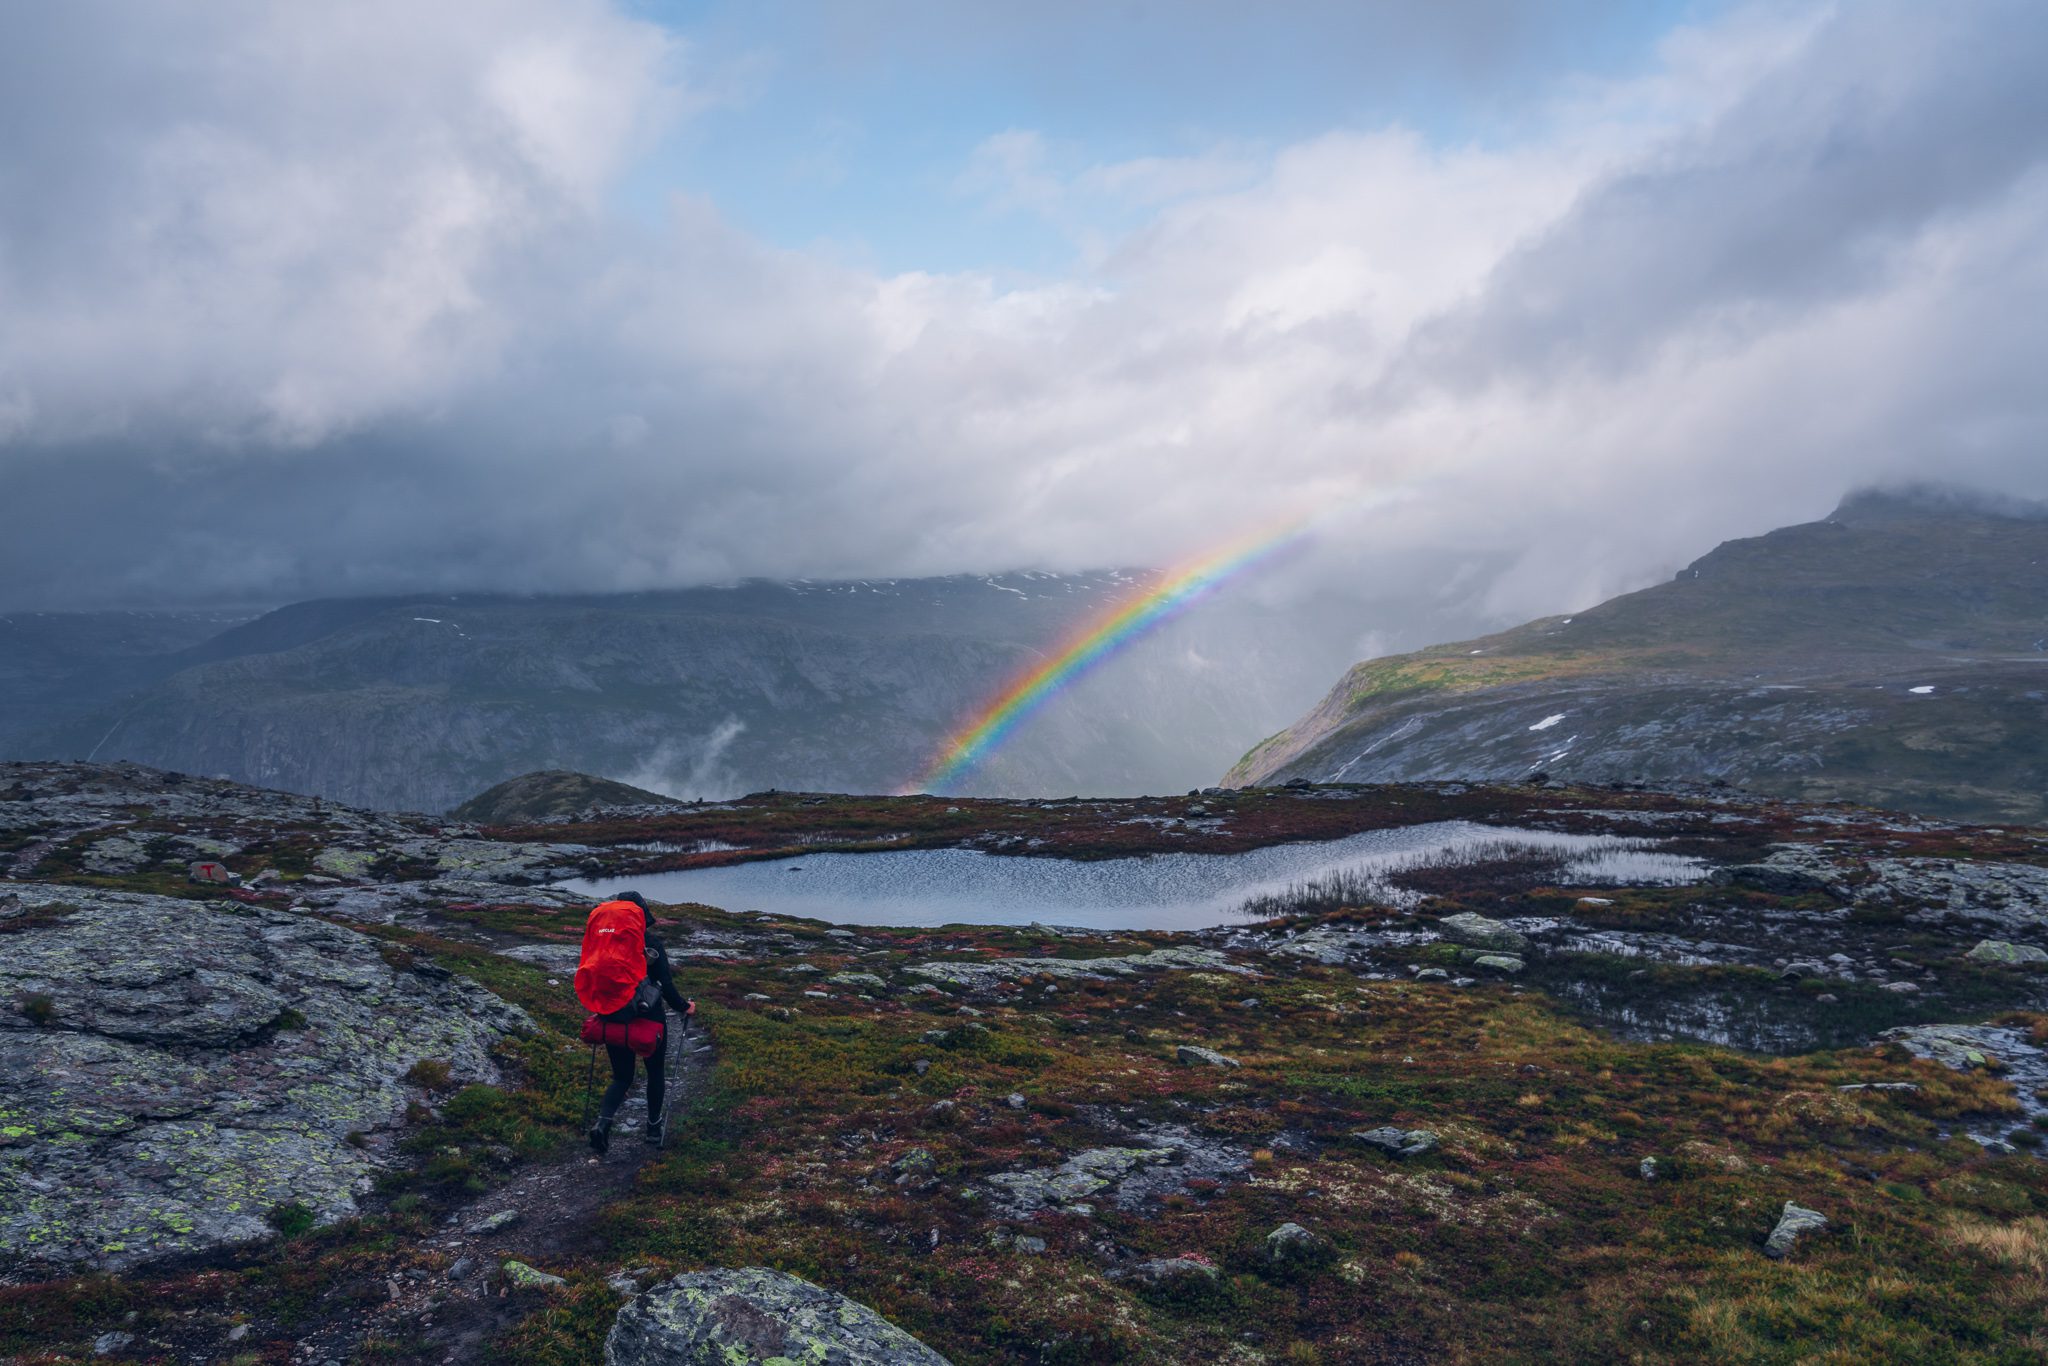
[0,885,531,1270]
[1881,1022,2048,1147]
[606,1268,953,1366]
[907,946,1246,990]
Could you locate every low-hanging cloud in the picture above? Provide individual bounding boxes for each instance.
[1,0,2046,637]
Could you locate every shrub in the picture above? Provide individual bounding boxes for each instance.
[404,1058,454,1091]
[18,993,55,1027]
[268,1201,317,1237]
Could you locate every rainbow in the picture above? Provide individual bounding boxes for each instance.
[911,519,1308,794]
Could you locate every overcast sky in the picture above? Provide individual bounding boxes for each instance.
[3,0,2046,620]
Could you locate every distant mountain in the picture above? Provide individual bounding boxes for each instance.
[6,573,1358,811]
[0,608,255,753]
[1228,488,2048,824]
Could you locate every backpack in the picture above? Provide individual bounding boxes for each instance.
[575,900,655,1018]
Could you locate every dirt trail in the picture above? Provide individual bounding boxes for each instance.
[283,1020,716,1365]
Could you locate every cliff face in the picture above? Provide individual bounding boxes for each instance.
[1229,491,2048,824]
[9,573,1350,810]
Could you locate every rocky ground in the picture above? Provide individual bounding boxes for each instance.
[4,761,2048,1362]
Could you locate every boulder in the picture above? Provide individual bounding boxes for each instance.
[1436,913,1529,953]
[1966,940,2048,966]
[0,885,532,1270]
[1471,954,1525,975]
[606,1268,952,1365]
[1176,1045,1241,1068]
[1265,1221,1327,1264]
[1763,1202,1827,1259]
[1352,1127,1439,1158]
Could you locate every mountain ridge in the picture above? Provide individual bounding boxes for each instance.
[1227,488,2048,822]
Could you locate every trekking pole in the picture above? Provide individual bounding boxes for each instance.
[658,1011,689,1152]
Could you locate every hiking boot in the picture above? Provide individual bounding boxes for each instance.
[587,1118,612,1155]
[641,1121,663,1147]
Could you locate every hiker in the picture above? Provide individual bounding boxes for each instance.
[574,890,694,1153]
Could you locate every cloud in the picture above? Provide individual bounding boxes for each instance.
[1,0,2046,662]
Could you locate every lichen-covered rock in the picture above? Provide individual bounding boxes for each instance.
[0,885,531,1271]
[1120,1256,1218,1288]
[1966,939,2048,966]
[394,836,597,884]
[1471,954,1525,974]
[1265,1221,1326,1264]
[81,836,150,875]
[1763,1202,1827,1258]
[1436,913,1530,953]
[1176,1045,1240,1068]
[606,1268,952,1365]
[502,1259,568,1290]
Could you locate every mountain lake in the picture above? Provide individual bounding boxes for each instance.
[556,820,1707,930]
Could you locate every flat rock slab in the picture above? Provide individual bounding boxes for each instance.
[607,1268,953,1365]
[907,946,1245,990]
[985,1123,1249,1216]
[0,885,532,1270]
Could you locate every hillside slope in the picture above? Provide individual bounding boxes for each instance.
[449,769,681,823]
[1228,489,2048,823]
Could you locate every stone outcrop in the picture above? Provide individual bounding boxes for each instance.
[1436,913,1530,953]
[1353,1126,1440,1158]
[606,1268,953,1365]
[1764,1202,1827,1259]
[0,885,531,1270]
[1721,845,2048,931]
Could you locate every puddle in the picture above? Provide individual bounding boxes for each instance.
[557,821,1705,930]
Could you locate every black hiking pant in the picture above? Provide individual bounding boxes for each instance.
[598,1017,667,1127]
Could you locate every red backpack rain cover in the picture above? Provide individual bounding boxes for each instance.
[575,900,649,1016]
